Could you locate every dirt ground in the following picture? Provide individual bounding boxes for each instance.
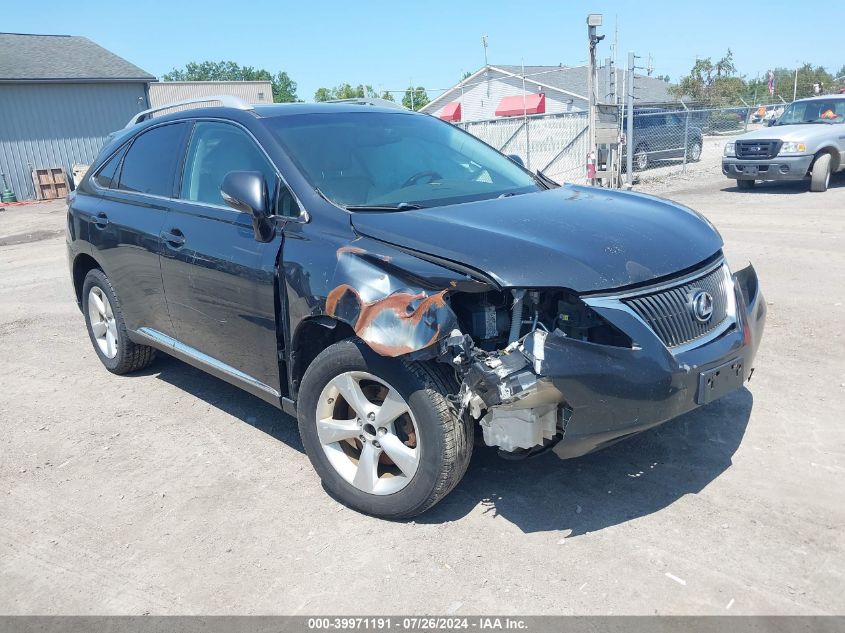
[1,171,843,615]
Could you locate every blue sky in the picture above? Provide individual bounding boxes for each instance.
[7,0,844,101]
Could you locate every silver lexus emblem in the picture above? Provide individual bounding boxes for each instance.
[690,290,714,322]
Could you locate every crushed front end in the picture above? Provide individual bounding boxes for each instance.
[440,257,766,459]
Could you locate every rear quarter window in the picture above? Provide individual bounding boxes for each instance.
[118,122,190,197]
[92,145,128,190]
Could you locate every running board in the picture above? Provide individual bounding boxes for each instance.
[134,327,282,409]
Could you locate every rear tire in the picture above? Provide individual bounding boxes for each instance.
[810,153,831,192]
[297,339,472,519]
[82,269,156,374]
[737,179,755,190]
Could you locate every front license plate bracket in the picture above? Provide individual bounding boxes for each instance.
[697,357,744,405]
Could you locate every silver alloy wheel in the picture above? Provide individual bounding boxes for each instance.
[635,149,648,171]
[87,286,118,359]
[689,142,702,161]
[315,371,420,495]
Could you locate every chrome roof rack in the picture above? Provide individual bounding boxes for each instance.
[328,97,408,110]
[125,95,254,128]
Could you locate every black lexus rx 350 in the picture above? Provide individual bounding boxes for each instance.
[67,99,765,518]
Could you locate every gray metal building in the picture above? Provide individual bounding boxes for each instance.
[0,33,154,200]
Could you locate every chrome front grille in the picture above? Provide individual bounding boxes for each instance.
[622,264,731,348]
[735,140,781,160]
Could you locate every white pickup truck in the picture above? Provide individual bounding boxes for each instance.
[723,95,845,192]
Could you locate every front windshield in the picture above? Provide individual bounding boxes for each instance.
[264,111,541,209]
[776,99,845,125]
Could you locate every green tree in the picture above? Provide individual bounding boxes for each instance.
[380,91,395,102]
[461,71,472,80]
[161,61,298,102]
[314,87,333,102]
[402,86,429,111]
[269,71,299,103]
[767,65,835,101]
[671,49,745,104]
[312,83,378,101]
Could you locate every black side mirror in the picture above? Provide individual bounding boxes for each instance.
[508,154,525,168]
[220,171,274,242]
[767,118,777,127]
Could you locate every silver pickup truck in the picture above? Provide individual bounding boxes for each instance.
[723,95,845,192]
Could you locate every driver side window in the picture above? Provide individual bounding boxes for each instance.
[180,122,294,212]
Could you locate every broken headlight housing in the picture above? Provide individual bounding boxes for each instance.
[526,290,633,348]
[452,288,633,349]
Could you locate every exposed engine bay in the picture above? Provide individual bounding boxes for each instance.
[438,288,634,458]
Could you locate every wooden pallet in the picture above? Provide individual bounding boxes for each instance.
[31,167,68,200]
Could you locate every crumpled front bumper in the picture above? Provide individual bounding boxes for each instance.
[519,264,765,459]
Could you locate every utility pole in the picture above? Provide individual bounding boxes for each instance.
[612,16,619,103]
[482,34,490,97]
[521,60,530,170]
[793,67,799,101]
[626,51,635,182]
[587,14,604,185]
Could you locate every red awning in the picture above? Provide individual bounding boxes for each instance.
[495,93,546,117]
[439,101,461,122]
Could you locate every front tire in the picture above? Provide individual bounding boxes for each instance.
[810,153,831,192]
[82,269,156,374]
[688,140,702,162]
[297,339,472,519]
[634,145,649,171]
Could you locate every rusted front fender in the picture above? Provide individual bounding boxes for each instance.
[288,236,489,359]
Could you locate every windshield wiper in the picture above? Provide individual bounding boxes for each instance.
[343,202,425,212]
[533,170,560,189]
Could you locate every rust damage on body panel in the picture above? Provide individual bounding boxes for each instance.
[326,284,456,357]
[324,243,468,357]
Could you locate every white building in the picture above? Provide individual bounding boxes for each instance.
[148,81,273,108]
[422,64,676,123]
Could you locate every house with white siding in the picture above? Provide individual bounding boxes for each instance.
[421,64,677,123]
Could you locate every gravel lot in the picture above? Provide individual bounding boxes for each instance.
[1,171,843,615]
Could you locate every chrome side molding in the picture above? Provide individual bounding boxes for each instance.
[135,327,280,399]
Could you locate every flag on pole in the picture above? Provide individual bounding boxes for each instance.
[768,71,775,96]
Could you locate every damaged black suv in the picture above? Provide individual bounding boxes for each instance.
[67,98,766,519]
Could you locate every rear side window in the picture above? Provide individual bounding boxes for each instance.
[93,145,127,190]
[180,121,279,208]
[119,122,190,196]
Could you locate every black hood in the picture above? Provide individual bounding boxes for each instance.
[350,185,723,292]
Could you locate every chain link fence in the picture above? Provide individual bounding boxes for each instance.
[457,112,589,183]
[622,103,787,181]
[458,102,790,184]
